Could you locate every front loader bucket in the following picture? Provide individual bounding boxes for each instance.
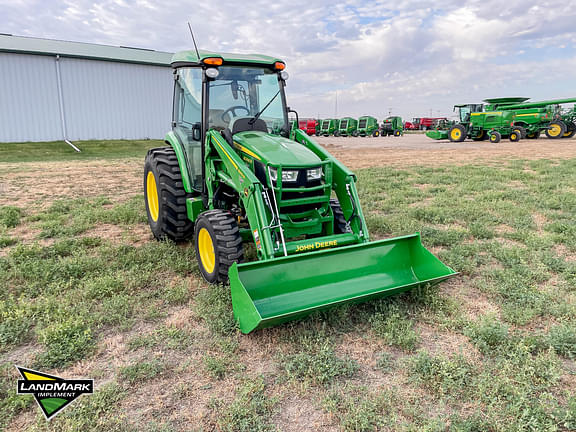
[229,233,457,333]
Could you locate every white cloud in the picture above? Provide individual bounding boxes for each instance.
[1,0,575,120]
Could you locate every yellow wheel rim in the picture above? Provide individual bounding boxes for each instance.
[451,129,461,140]
[198,228,215,273]
[146,171,159,222]
[548,124,561,137]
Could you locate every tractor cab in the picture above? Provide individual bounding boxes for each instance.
[453,104,483,124]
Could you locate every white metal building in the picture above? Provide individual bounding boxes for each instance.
[0,35,174,143]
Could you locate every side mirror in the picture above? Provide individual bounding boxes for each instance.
[288,108,299,126]
[192,123,201,141]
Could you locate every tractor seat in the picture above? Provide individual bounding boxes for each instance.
[222,117,268,145]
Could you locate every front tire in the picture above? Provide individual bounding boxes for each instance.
[372,130,380,137]
[194,210,243,284]
[144,147,194,241]
[527,130,541,139]
[489,131,502,143]
[448,124,467,142]
[546,121,566,139]
[393,129,402,137]
[513,126,527,139]
[509,130,521,142]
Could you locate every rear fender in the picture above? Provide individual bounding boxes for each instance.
[164,131,193,193]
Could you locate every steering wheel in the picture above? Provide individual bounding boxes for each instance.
[221,105,250,123]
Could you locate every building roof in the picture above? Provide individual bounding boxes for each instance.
[0,34,173,66]
[171,49,283,67]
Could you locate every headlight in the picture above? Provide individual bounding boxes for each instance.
[269,168,298,182]
[307,167,322,181]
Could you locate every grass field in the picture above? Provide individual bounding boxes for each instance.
[1,140,575,431]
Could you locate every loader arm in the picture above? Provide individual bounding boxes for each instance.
[206,130,279,260]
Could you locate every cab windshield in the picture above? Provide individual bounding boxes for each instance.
[208,66,288,135]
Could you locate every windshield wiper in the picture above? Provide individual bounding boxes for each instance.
[249,90,281,125]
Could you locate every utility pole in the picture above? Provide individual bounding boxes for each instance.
[335,90,338,117]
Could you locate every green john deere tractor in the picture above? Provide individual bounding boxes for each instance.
[320,118,338,136]
[144,49,456,333]
[380,116,403,137]
[356,116,380,137]
[334,117,358,137]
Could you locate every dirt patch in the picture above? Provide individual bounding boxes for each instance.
[554,244,576,263]
[416,323,479,362]
[315,135,576,169]
[0,159,142,208]
[82,223,152,246]
[442,279,501,320]
[273,396,338,432]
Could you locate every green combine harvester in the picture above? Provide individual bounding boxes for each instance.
[356,116,380,137]
[143,48,457,333]
[380,116,403,137]
[334,117,358,137]
[320,118,338,136]
[427,104,522,143]
[483,97,576,139]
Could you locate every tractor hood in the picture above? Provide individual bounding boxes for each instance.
[232,131,322,167]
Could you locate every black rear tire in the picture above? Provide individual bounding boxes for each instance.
[194,210,243,284]
[330,199,351,234]
[144,147,194,241]
[527,130,541,139]
[489,131,501,143]
[563,121,576,138]
[394,129,402,137]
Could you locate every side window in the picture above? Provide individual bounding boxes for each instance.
[173,68,202,192]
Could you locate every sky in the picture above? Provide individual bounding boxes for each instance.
[1,0,576,120]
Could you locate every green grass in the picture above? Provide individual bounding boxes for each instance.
[209,378,277,432]
[0,139,162,163]
[119,360,165,384]
[1,154,575,430]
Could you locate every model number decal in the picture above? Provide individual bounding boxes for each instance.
[295,240,338,253]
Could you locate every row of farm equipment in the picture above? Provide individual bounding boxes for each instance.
[295,116,405,137]
[426,97,576,143]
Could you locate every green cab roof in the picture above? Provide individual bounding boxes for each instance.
[171,49,284,67]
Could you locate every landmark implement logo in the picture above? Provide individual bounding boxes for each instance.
[16,366,94,420]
